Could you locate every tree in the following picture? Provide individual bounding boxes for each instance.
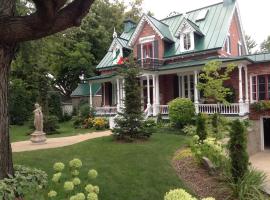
[197,61,236,104]
[245,34,257,54]
[0,0,95,179]
[113,57,151,141]
[260,36,270,53]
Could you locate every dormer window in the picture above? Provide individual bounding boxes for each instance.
[180,31,195,52]
[143,43,153,58]
[183,33,192,50]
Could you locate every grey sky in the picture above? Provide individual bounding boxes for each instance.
[141,0,270,50]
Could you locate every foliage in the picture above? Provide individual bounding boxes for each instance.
[79,104,95,119]
[9,79,32,125]
[48,159,99,199]
[113,57,152,141]
[196,113,208,142]
[168,98,195,129]
[43,115,60,134]
[209,113,229,139]
[93,117,108,130]
[245,35,257,54]
[226,168,267,200]
[197,61,236,104]
[164,188,215,200]
[229,120,249,183]
[0,165,47,199]
[142,118,157,133]
[190,136,228,169]
[182,125,197,136]
[260,35,270,53]
[251,100,270,112]
[48,92,62,120]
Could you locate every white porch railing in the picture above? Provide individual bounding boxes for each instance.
[144,105,153,119]
[159,105,169,115]
[198,103,241,115]
[95,107,117,116]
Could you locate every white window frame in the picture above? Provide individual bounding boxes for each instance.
[226,34,231,54]
[238,41,242,56]
[180,31,195,52]
[250,74,258,103]
[139,35,155,44]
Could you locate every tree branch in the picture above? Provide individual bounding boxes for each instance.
[0,0,95,43]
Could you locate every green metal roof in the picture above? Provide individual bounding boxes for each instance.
[246,53,270,63]
[71,83,101,97]
[86,73,117,81]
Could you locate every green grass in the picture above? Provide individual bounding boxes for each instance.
[10,121,95,142]
[13,133,189,200]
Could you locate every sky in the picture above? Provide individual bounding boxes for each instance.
[140,0,270,50]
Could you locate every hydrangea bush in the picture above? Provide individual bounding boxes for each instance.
[164,189,215,200]
[48,159,99,200]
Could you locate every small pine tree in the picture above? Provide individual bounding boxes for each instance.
[113,57,151,141]
[196,113,208,141]
[229,119,249,183]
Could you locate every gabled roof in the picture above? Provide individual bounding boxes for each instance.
[71,83,101,97]
[128,14,174,46]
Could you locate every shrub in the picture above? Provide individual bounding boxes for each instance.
[79,104,95,119]
[168,98,195,128]
[83,117,94,129]
[229,120,249,183]
[182,125,197,136]
[73,116,84,129]
[143,119,157,133]
[210,113,229,139]
[48,91,62,120]
[93,117,108,130]
[164,188,215,200]
[196,113,208,141]
[44,115,60,134]
[251,100,270,112]
[226,168,266,200]
[0,165,48,199]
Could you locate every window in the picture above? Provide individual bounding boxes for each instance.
[225,35,231,54]
[183,33,192,50]
[238,42,242,56]
[143,42,153,59]
[252,74,270,101]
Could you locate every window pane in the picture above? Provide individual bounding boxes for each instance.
[258,75,266,100]
[268,75,270,99]
[190,75,194,101]
[252,76,257,100]
[184,33,191,50]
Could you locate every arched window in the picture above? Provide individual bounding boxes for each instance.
[183,33,191,50]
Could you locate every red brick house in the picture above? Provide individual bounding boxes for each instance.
[84,0,270,154]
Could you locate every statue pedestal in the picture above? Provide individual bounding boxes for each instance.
[30,131,47,144]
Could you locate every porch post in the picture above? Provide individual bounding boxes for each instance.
[122,79,125,105]
[182,75,185,98]
[244,66,249,103]
[250,74,253,103]
[103,83,106,106]
[187,74,191,99]
[140,79,144,109]
[147,75,151,108]
[89,82,93,108]
[116,78,120,111]
[152,74,157,116]
[178,74,181,97]
[238,65,244,116]
[155,74,160,114]
[194,71,199,114]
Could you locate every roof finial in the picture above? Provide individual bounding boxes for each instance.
[113,27,118,38]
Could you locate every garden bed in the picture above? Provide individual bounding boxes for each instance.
[172,148,231,200]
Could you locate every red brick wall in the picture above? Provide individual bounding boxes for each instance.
[133,22,164,60]
[159,74,176,105]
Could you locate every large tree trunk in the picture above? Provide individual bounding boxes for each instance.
[0,45,15,179]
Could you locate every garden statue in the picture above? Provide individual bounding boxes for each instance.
[30,103,47,143]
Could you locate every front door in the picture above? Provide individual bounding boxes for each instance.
[263,118,270,149]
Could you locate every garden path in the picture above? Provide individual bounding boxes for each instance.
[12,130,112,153]
[250,149,270,195]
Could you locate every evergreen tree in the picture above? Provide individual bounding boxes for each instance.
[113,57,151,141]
[196,113,207,142]
[229,120,249,183]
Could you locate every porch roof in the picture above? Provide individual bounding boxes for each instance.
[85,73,117,83]
[71,83,101,97]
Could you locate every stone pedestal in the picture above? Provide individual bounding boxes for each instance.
[30,131,47,144]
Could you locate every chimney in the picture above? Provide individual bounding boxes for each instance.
[123,18,136,33]
[223,0,236,6]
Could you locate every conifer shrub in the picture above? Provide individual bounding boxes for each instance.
[228,119,249,183]
[168,98,195,128]
[196,113,208,141]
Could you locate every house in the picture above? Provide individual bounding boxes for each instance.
[80,0,270,154]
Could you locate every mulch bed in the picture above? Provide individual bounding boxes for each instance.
[172,148,231,200]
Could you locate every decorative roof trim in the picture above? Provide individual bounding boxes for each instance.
[175,18,203,37]
[109,38,123,52]
[128,14,164,47]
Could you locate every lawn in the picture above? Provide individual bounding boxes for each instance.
[13,133,189,200]
[10,121,95,142]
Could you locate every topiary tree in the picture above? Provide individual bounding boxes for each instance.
[113,57,152,141]
[229,119,249,183]
[168,98,195,129]
[196,113,208,141]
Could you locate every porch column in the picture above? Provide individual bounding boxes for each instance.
[194,71,199,114]
[250,75,253,103]
[238,65,244,116]
[187,74,191,99]
[155,75,160,114]
[140,79,144,109]
[89,82,93,107]
[181,75,185,98]
[103,83,106,106]
[244,66,249,103]
[116,78,120,111]
[147,75,151,108]
[122,79,125,105]
[178,74,181,97]
[152,74,157,116]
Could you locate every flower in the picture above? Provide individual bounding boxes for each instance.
[53,162,65,172]
[64,181,74,191]
[164,189,196,200]
[48,190,57,198]
[93,186,99,194]
[88,169,98,179]
[52,172,62,183]
[70,193,86,200]
[69,159,83,169]
[73,177,81,186]
[85,184,94,193]
[71,170,80,176]
[87,192,98,200]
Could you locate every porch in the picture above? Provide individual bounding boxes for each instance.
[89,64,250,118]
